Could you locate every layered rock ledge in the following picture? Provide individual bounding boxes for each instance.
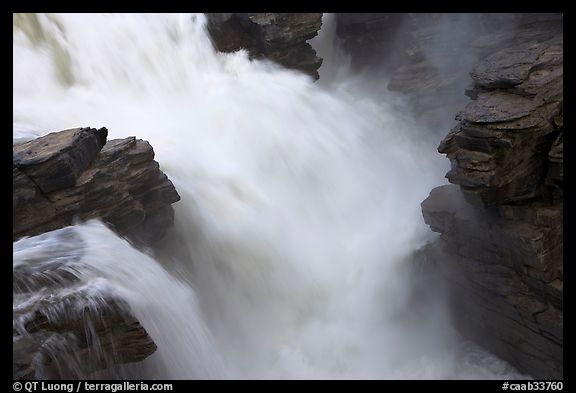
[205,13,323,80]
[440,32,562,207]
[420,19,563,379]
[13,127,181,245]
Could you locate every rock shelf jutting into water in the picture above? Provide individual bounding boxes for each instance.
[13,127,181,245]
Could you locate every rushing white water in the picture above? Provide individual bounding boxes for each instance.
[13,222,226,379]
[13,13,526,379]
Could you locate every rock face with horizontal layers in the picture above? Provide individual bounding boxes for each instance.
[13,226,157,379]
[420,19,563,379]
[13,127,181,245]
[205,13,323,80]
[441,31,563,207]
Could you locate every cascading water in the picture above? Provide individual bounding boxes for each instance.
[13,222,226,379]
[13,13,526,379]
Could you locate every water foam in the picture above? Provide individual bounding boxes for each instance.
[13,13,526,379]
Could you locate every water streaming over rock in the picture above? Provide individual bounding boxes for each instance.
[13,222,225,379]
[13,13,527,379]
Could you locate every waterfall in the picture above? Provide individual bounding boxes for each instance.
[13,13,525,379]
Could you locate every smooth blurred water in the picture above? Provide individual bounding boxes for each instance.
[13,13,526,379]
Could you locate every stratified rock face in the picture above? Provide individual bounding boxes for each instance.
[13,227,157,380]
[440,33,563,206]
[421,16,563,380]
[13,127,181,245]
[205,13,323,80]
[421,186,562,379]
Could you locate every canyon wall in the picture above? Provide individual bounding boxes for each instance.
[336,12,563,379]
[205,12,564,378]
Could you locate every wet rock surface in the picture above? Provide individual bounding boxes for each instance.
[13,127,181,245]
[205,13,323,80]
[13,227,157,380]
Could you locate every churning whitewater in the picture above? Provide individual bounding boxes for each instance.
[13,13,525,379]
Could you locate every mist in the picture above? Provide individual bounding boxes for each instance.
[13,13,528,379]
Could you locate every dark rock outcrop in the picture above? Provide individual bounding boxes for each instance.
[440,34,562,207]
[205,13,323,80]
[13,227,157,380]
[420,17,563,379]
[421,186,562,379]
[13,127,181,245]
[14,294,156,380]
